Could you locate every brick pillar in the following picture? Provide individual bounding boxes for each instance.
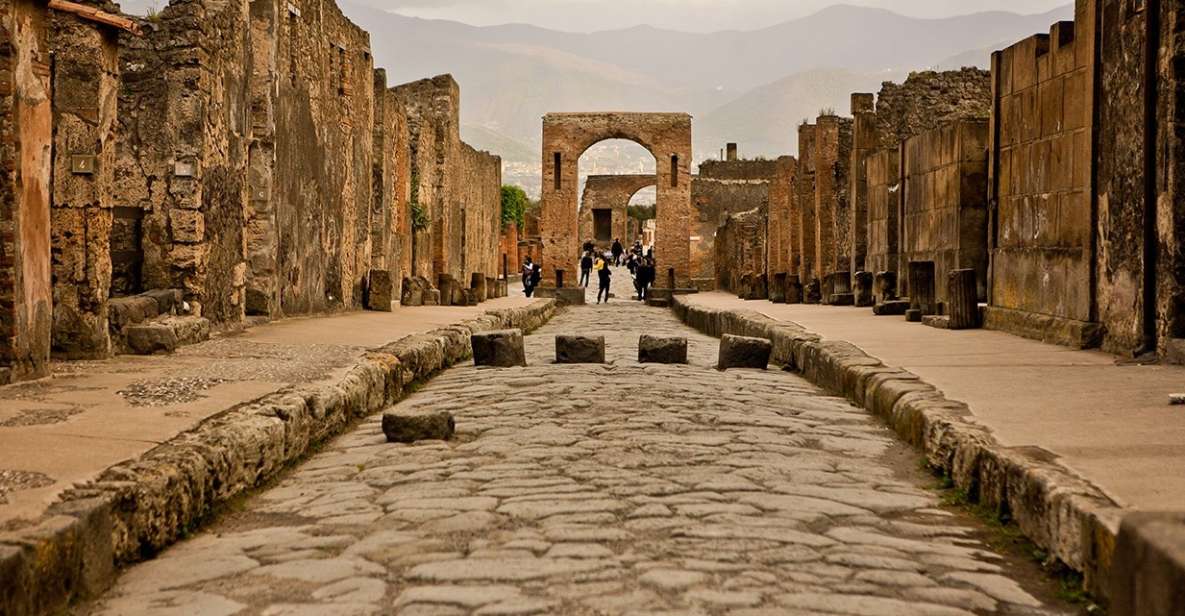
[850,93,877,276]
[815,116,840,283]
[0,0,53,384]
[796,123,817,284]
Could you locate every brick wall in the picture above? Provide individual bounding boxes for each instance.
[864,148,900,278]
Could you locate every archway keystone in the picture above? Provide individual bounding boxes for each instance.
[540,112,692,287]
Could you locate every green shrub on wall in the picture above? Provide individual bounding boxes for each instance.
[501,185,529,230]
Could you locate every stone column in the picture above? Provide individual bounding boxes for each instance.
[796,123,817,285]
[947,269,980,329]
[908,261,937,319]
[850,93,876,276]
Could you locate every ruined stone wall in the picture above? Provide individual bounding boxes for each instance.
[0,0,53,384]
[900,120,990,302]
[698,159,780,181]
[116,0,251,323]
[814,115,852,278]
[874,68,992,149]
[794,123,818,283]
[394,75,462,284]
[370,71,398,286]
[460,143,501,282]
[691,175,769,282]
[767,156,796,276]
[988,14,1095,343]
[865,148,900,278]
[1154,0,1185,353]
[50,7,119,358]
[714,208,766,293]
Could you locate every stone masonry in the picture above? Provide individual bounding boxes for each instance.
[540,112,692,288]
[577,174,651,250]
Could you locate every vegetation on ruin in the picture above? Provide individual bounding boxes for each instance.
[628,203,656,222]
[409,174,430,231]
[500,185,529,230]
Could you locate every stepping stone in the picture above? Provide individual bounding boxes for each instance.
[638,335,687,364]
[472,330,527,367]
[555,335,605,364]
[717,334,771,370]
[382,409,455,443]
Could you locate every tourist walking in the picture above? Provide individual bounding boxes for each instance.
[597,255,612,304]
[580,251,594,287]
[611,239,623,266]
[522,257,535,297]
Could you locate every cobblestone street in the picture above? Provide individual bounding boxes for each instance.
[81,275,1073,616]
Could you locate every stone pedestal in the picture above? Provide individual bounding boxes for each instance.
[786,275,803,304]
[470,273,487,304]
[947,269,980,330]
[874,271,898,304]
[907,261,937,317]
[366,270,395,312]
[769,273,788,303]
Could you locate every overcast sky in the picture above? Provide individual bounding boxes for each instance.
[369,0,1070,32]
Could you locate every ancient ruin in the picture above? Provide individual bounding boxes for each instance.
[540,112,692,288]
[5,0,1185,614]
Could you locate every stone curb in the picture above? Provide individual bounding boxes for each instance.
[669,296,1125,600]
[0,299,557,616]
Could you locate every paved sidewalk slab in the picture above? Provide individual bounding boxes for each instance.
[0,294,530,528]
[685,292,1185,512]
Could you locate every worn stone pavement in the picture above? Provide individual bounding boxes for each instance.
[81,271,1073,616]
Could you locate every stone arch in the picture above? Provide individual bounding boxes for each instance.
[541,112,692,287]
[578,174,655,250]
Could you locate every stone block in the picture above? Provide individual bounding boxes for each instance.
[366,270,395,312]
[874,300,911,316]
[485,276,497,300]
[472,330,527,367]
[769,273,788,303]
[424,289,441,306]
[555,335,605,364]
[1109,512,1185,616]
[645,297,670,308]
[382,409,455,443]
[717,334,771,370]
[495,280,509,298]
[401,276,424,306]
[874,271,898,304]
[108,296,159,330]
[142,289,182,315]
[828,293,855,306]
[805,280,822,304]
[905,309,923,323]
[125,325,179,355]
[922,315,951,329]
[638,335,687,364]
[159,316,210,346]
[470,272,487,304]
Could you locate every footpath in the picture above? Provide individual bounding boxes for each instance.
[673,292,1185,610]
[0,289,556,616]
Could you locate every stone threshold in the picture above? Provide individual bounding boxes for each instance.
[668,295,1124,601]
[0,300,557,616]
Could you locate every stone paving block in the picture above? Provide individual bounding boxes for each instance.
[382,409,456,443]
[472,330,527,367]
[125,325,179,355]
[638,335,687,364]
[717,334,771,370]
[555,335,605,364]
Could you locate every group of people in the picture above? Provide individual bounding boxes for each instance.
[520,237,657,303]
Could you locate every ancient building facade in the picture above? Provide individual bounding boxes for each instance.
[693,157,775,286]
[0,0,506,384]
[540,112,692,288]
[714,208,766,295]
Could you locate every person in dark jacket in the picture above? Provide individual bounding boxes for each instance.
[579,251,593,287]
[611,239,624,266]
[596,255,612,304]
[522,257,535,297]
